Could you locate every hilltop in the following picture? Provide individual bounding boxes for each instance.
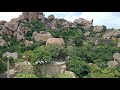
[0,12,120,78]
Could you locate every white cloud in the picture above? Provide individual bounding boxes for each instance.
[0,12,120,29]
[0,12,22,22]
[44,12,80,22]
[80,12,120,29]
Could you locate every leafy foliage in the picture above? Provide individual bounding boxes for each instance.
[84,65,120,78]
[31,45,67,64]
[67,57,90,78]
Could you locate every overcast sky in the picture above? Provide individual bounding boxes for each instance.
[0,12,120,29]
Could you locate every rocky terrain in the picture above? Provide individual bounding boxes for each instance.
[1,12,120,78]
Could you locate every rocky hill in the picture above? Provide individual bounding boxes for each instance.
[1,12,120,78]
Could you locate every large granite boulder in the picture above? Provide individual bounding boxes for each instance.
[0,38,6,46]
[46,38,65,45]
[107,61,119,67]
[48,15,55,21]
[33,31,52,43]
[93,25,103,32]
[24,40,33,46]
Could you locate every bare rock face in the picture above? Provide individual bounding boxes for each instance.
[48,15,55,21]
[107,61,119,67]
[73,18,93,29]
[46,38,65,45]
[117,42,120,47]
[0,20,7,26]
[22,12,44,21]
[0,25,4,31]
[33,31,52,43]
[27,12,38,21]
[51,19,57,28]
[84,32,90,37]
[3,52,18,59]
[103,30,120,39]
[37,12,44,20]
[62,21,70,28]
[13,31,17,38]
[113,52,120,64]
[73,19,83,25]
[24,40,33,46]
[32,31,38,37]
[3,22,18,36]
[0,38,6,46]
[93,25,103,32]
[16,34,25,41]
[22,12,29,20]
[2,28,13,36]
[17,23,29,35]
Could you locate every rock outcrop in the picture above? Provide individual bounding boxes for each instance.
[107,61,119,67]
[93,25,103,32]
[0,38,6,46]
[46,38,65,45]
[33,31,52,43]
[24,40,33,46]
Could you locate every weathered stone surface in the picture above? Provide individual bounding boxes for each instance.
[107,61,119,67]
[93,25,103,32]
[2,28,13,36]
[0,20,7,25]
[22,12,44,21]
[3,52,18,59]
[51,19,57,28]
[48,15,55,21]
[113,52,120,64]
[13,31,17,38]
[24,40,33,46]
[33,31,52,43]
[74,18,93,29]
[37,12,44,20]
[0,38,6,46]
[117,42,120,47]
[17,23,29,35]
[84,32,90,37]
[103,30,120,39]
[4,22,18,31]
[73,19,83,25]
[32,31,38,37]
[46,38,65,45]
[16,34,25,41]
[113,52,120,60]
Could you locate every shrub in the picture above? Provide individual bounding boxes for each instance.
[67,57,90,78]
[16,72,38,78]
[31,45,67,64]
[55,73,75,78]
[84,65,120,78]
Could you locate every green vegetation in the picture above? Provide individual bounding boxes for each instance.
[16,72,38,78]
[31,45,67,64]
[1,19,120,78]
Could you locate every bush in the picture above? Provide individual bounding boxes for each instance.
[22,19,46,39]
[84,65,120,78]
[67,57,90,78]
[31,45,67,64]
[16,72,38,78]
[55,73,75,78]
